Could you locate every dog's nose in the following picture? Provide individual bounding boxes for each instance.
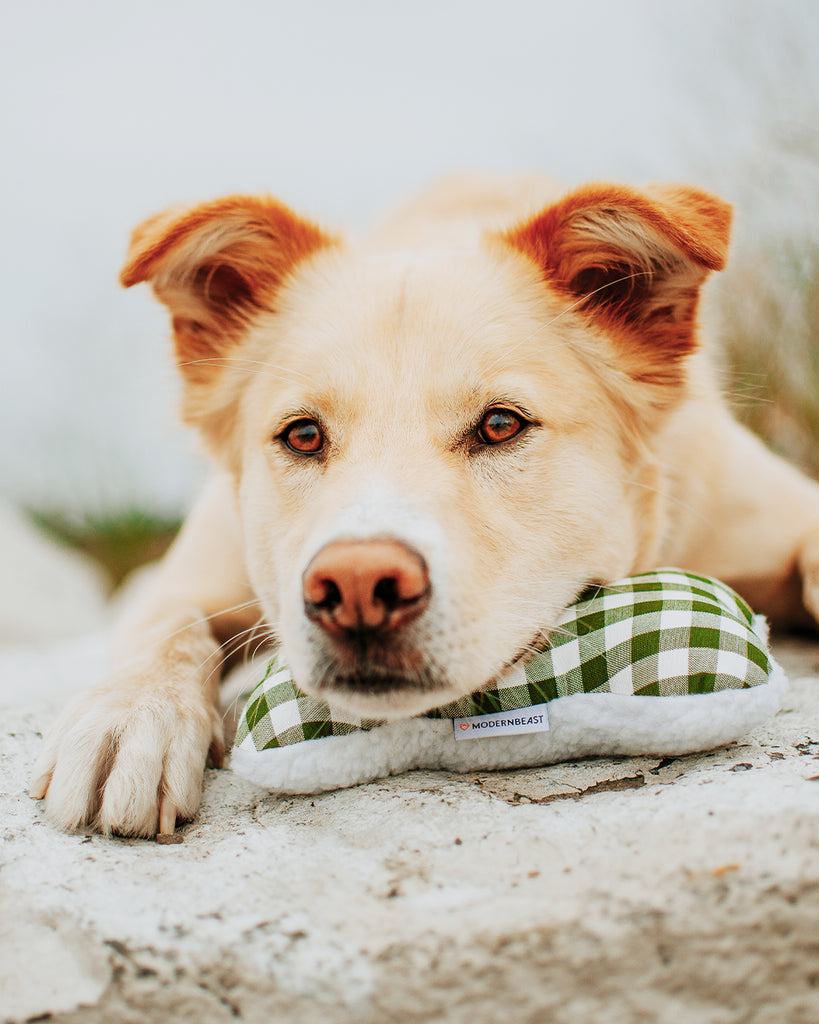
[302,539,430,634]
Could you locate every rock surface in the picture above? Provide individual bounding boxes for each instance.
[1,635,818,1023]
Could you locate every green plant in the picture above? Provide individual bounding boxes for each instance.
[29,509,181,590]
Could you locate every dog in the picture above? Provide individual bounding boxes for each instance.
[29,173,819,837]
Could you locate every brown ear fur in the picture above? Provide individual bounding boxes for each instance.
[501,183,732,384]
[120,195,337,462]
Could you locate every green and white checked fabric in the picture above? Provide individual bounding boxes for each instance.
[235,569,773,752]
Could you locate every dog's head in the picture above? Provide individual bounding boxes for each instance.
[121,181,731,718]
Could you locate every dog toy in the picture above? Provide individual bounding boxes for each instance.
[230,569,786,794]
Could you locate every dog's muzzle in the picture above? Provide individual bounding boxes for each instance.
[301,537,435,698]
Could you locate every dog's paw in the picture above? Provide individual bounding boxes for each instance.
[29,671,224,838]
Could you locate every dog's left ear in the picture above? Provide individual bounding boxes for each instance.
[500,183,732,377]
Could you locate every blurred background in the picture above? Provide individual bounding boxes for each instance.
[1,0,818,592]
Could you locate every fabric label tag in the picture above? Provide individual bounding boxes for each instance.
[452,703,550,740]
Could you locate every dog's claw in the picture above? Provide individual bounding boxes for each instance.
[29,774,50,800]
[208,736,226,769]
[158,797,178,836]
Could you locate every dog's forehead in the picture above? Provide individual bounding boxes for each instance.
[269,245,575,394]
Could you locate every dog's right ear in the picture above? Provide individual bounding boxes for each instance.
[120,195,337,462]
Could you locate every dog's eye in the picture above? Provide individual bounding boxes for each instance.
[282,419,324,455]
[478,408,526,445]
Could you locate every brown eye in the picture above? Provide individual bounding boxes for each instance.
[282,419,324,454]
[478,408,525,445]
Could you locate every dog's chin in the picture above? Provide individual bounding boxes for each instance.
[310,665,462,721]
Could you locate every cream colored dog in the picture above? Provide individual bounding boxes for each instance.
[30,175,819,837]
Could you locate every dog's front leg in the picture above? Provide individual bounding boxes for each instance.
[797,527,819,626]
[29,475,257,838]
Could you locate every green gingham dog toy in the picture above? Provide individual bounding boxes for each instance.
[230,570,786,794]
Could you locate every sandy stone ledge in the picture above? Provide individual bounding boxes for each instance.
[1,639,818,1024]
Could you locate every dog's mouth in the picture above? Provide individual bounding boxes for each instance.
[309,634,448,712]
[316,662,441,700]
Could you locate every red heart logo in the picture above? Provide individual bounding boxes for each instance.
[459,723,471,731]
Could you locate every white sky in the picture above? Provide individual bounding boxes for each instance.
[1,0,817,517]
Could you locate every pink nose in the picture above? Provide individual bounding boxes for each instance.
[302,539,430,634]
